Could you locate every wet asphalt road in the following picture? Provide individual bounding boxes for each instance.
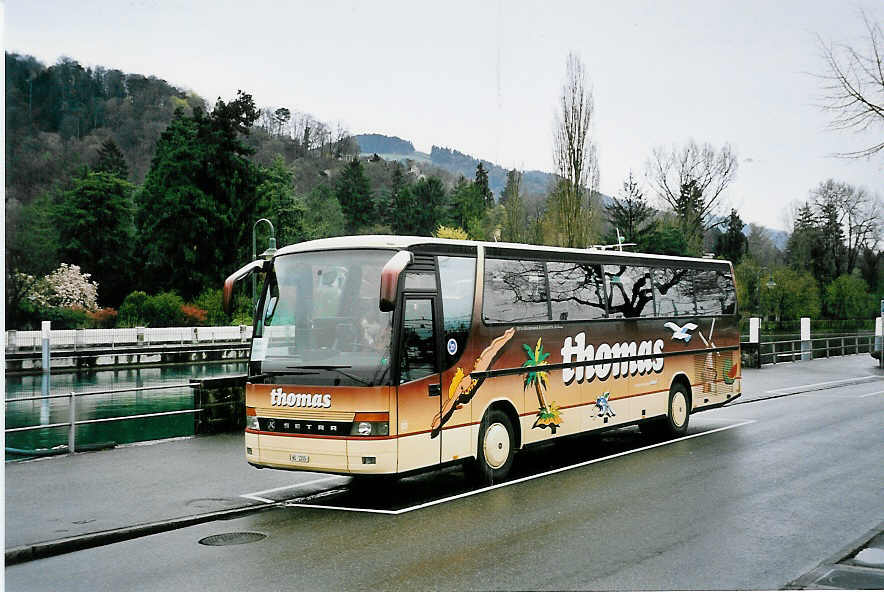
[6,381,883,591]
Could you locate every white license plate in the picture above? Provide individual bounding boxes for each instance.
[290,454,310,463]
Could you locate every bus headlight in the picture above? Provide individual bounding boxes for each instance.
[350,412,389,437]
[246,407,259,430]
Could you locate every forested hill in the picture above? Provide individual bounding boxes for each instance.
[5,52,205,205]
[355,134,556,199]
[355,134,415,155]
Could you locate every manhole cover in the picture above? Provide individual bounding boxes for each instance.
[198,532,266,546]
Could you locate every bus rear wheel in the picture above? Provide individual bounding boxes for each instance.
[469,409,515,485]
[640,383,691,438]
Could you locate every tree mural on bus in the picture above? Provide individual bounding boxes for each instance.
[523,337,562,432]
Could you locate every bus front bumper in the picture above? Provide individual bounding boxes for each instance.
[245,432,397,474]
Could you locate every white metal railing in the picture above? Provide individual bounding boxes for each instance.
[6,325,253,352]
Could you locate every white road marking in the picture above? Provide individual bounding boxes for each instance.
[241,476,343,503]
[284,420,756,516]
[765,376,882,395]
[858,390,884,398]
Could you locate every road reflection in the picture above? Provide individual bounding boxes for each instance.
[285,424,711,513]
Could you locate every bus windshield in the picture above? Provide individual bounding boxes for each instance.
[254,249,395,386]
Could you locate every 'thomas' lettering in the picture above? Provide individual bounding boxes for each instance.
[270,388,332,408]
[561,332,664,385]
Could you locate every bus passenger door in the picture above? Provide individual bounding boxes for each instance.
[396,295,443,471]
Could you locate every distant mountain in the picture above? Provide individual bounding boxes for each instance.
[354,133,557,199]
[356,134,415,155]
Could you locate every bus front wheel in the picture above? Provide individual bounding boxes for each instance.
[470,409,515,485]
[641,383,691,438]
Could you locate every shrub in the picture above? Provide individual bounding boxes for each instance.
[434,225,469,240]
[24,264,99,311]
[181,304,208,326]
[142,292,185,327]
[118,291,185,327]
[43,306,90,329]
[118,291,149,326]
[86,307,118,329]
[192,289,229,326]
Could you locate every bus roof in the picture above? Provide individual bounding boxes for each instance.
[274,235,733,267]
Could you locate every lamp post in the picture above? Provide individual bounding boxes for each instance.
[252,218,277,308]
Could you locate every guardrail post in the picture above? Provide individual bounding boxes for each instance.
[68,391,76,453]
[136,326,145,345]
[240,325,247,343]
[749,317,761,367]
[192,327,199,344]
[40,321,51,425]
[876,315,883,369]
[7,329,16,353]
[800,317,811,361]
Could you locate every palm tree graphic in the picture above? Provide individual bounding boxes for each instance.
[523,338,562,432]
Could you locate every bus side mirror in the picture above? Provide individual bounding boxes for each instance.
[379,251,413,312]
[223,259,267,315]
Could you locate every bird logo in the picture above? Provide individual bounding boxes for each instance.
[664,322,698,343]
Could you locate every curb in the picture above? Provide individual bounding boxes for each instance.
[5,502,276,566]
[734,375,884,405]
[783,519,884,589]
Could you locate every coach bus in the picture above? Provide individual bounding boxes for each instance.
[223,235,741,484]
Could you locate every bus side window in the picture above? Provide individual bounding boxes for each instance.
[653,268,696,317]
[548,261,606,320]
[399,299,437,383]
[694,269,721,315]
[604,265,654,318]
[718,269,737,314]
[483,259,549,323]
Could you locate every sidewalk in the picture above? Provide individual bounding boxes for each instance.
[738,353,883,404]
[5,433,348,559]
[5,354,883,563]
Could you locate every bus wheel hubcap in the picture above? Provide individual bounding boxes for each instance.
[483,423,510,469]
[672,392,687,427]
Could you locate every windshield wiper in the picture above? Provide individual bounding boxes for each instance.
[286,365,372,386]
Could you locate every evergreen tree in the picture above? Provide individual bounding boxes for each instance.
[93,138,129,179]
[606,171,655,247]
[817,199,845,286]
[301,185,346,240]
[673,179,704,253]
[786,202,820,273]
[136,91,262,299]
[451,176,485,230]
[56,170,135,306]
[475,162,493,207]
[258,156,301,247]
[335,156,372,233]
[715,209,748,263]
[500,169,526,243]
[411,176,447,236]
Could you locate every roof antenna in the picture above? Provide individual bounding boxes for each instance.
[590,228,636,251]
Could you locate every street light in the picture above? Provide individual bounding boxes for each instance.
[252,218,277,307]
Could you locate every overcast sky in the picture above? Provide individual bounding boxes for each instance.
[5,0,882,230]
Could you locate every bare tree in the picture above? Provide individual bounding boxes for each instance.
[552,52,599,248]
[817,10,884,158]
[812,179,882,273]
[647,140,738,240]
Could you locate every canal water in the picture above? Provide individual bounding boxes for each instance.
[5,362,247,460]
